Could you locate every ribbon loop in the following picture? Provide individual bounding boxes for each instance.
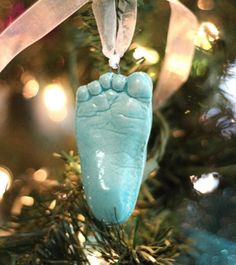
[154,0,199,107]
[93,0,137,69]
[92,0,117,59]
[116,0,137,58]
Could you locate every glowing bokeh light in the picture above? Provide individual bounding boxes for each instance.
[21,72,39,99]
[190,172,220,194]
[42,84,68,122]
[33,168,48,182]
[49,199,57,210]
[0,166,12,199]
[195,22,219,50]
[197,0,215,10]
[48,106,68,122]
[133,46,160,65]
[23,79,40,99]
[78,232,86,244]
[87,252,106,265]
[20,196,34,206]
[166,54,189,78]
[43,84,67,112]
[203,22,219,41]
[148,71,156,79]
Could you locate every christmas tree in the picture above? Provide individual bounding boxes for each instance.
[0,0,236,264]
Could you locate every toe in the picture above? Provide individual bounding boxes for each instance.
[99,72,113,90]
[112,74,127,92]
[88,81,102,96]
[76,85,90,102]
[127,72,153,101]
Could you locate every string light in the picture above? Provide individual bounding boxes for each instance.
[197,0,215,10]
[190,172,220,194]
[148,71,157,79]
[21,72,39,99]
[33,168,48,182]
[42,83,68,122]
[86,251,108,265]
[23,79,40,99]
[43,84,67,112]
[0,166,12,199]
[133,46,160,65]
[195,22,219,50]
[78,232,86,244]
[20,196,34,206]
[49,199,57,210]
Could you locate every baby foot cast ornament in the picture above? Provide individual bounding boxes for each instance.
[75,72,153,224]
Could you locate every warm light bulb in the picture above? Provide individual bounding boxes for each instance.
[33,168,48,182]
[43,84,67,112]
[133,47,145,60]
[195,22,219,50]
[0,166,12,199]
[42,84,68,122]
[191,172,220,194]
[133,46,159,64]
[87,253,104,265]
[23,79,40,99]
[197,0,215,10]
[48,106,68,122]
[49,200,57,210]
[21,196,34,206]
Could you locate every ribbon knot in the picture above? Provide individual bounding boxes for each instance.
[109,54,121,70]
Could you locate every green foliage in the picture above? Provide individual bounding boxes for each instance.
[0,152,182,265]
[1,1,236,264]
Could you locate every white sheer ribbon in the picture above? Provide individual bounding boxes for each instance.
[0,0,198,106]
[0,0,89,73]
[143,0,199,179]
[92,0,137,69]
[153,0,199,107]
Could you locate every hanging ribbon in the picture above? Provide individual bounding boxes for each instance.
[0,0,89,73]
[143,0,198,179]
[92,0,137,69]
[0,0,198,106]
[153,0,199,107]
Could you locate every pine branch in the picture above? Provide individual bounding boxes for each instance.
[0,151,183,265]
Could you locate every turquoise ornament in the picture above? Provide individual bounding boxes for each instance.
[75,72,153,224]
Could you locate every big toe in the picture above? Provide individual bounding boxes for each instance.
[127,72,153,102]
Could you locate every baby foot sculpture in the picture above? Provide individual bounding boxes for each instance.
[75,72,153,224]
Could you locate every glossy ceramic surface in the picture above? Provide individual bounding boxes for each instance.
[75,72,153,224]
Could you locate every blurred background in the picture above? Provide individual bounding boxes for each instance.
[0,0,236,264]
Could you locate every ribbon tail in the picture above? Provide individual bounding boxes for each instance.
[115,0,137,58]
[153,0,199,107]
[92,0,117,59]
[0,0,89,73]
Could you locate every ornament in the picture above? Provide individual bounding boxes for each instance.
[75,72,153,224]
[0,0,198,225]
